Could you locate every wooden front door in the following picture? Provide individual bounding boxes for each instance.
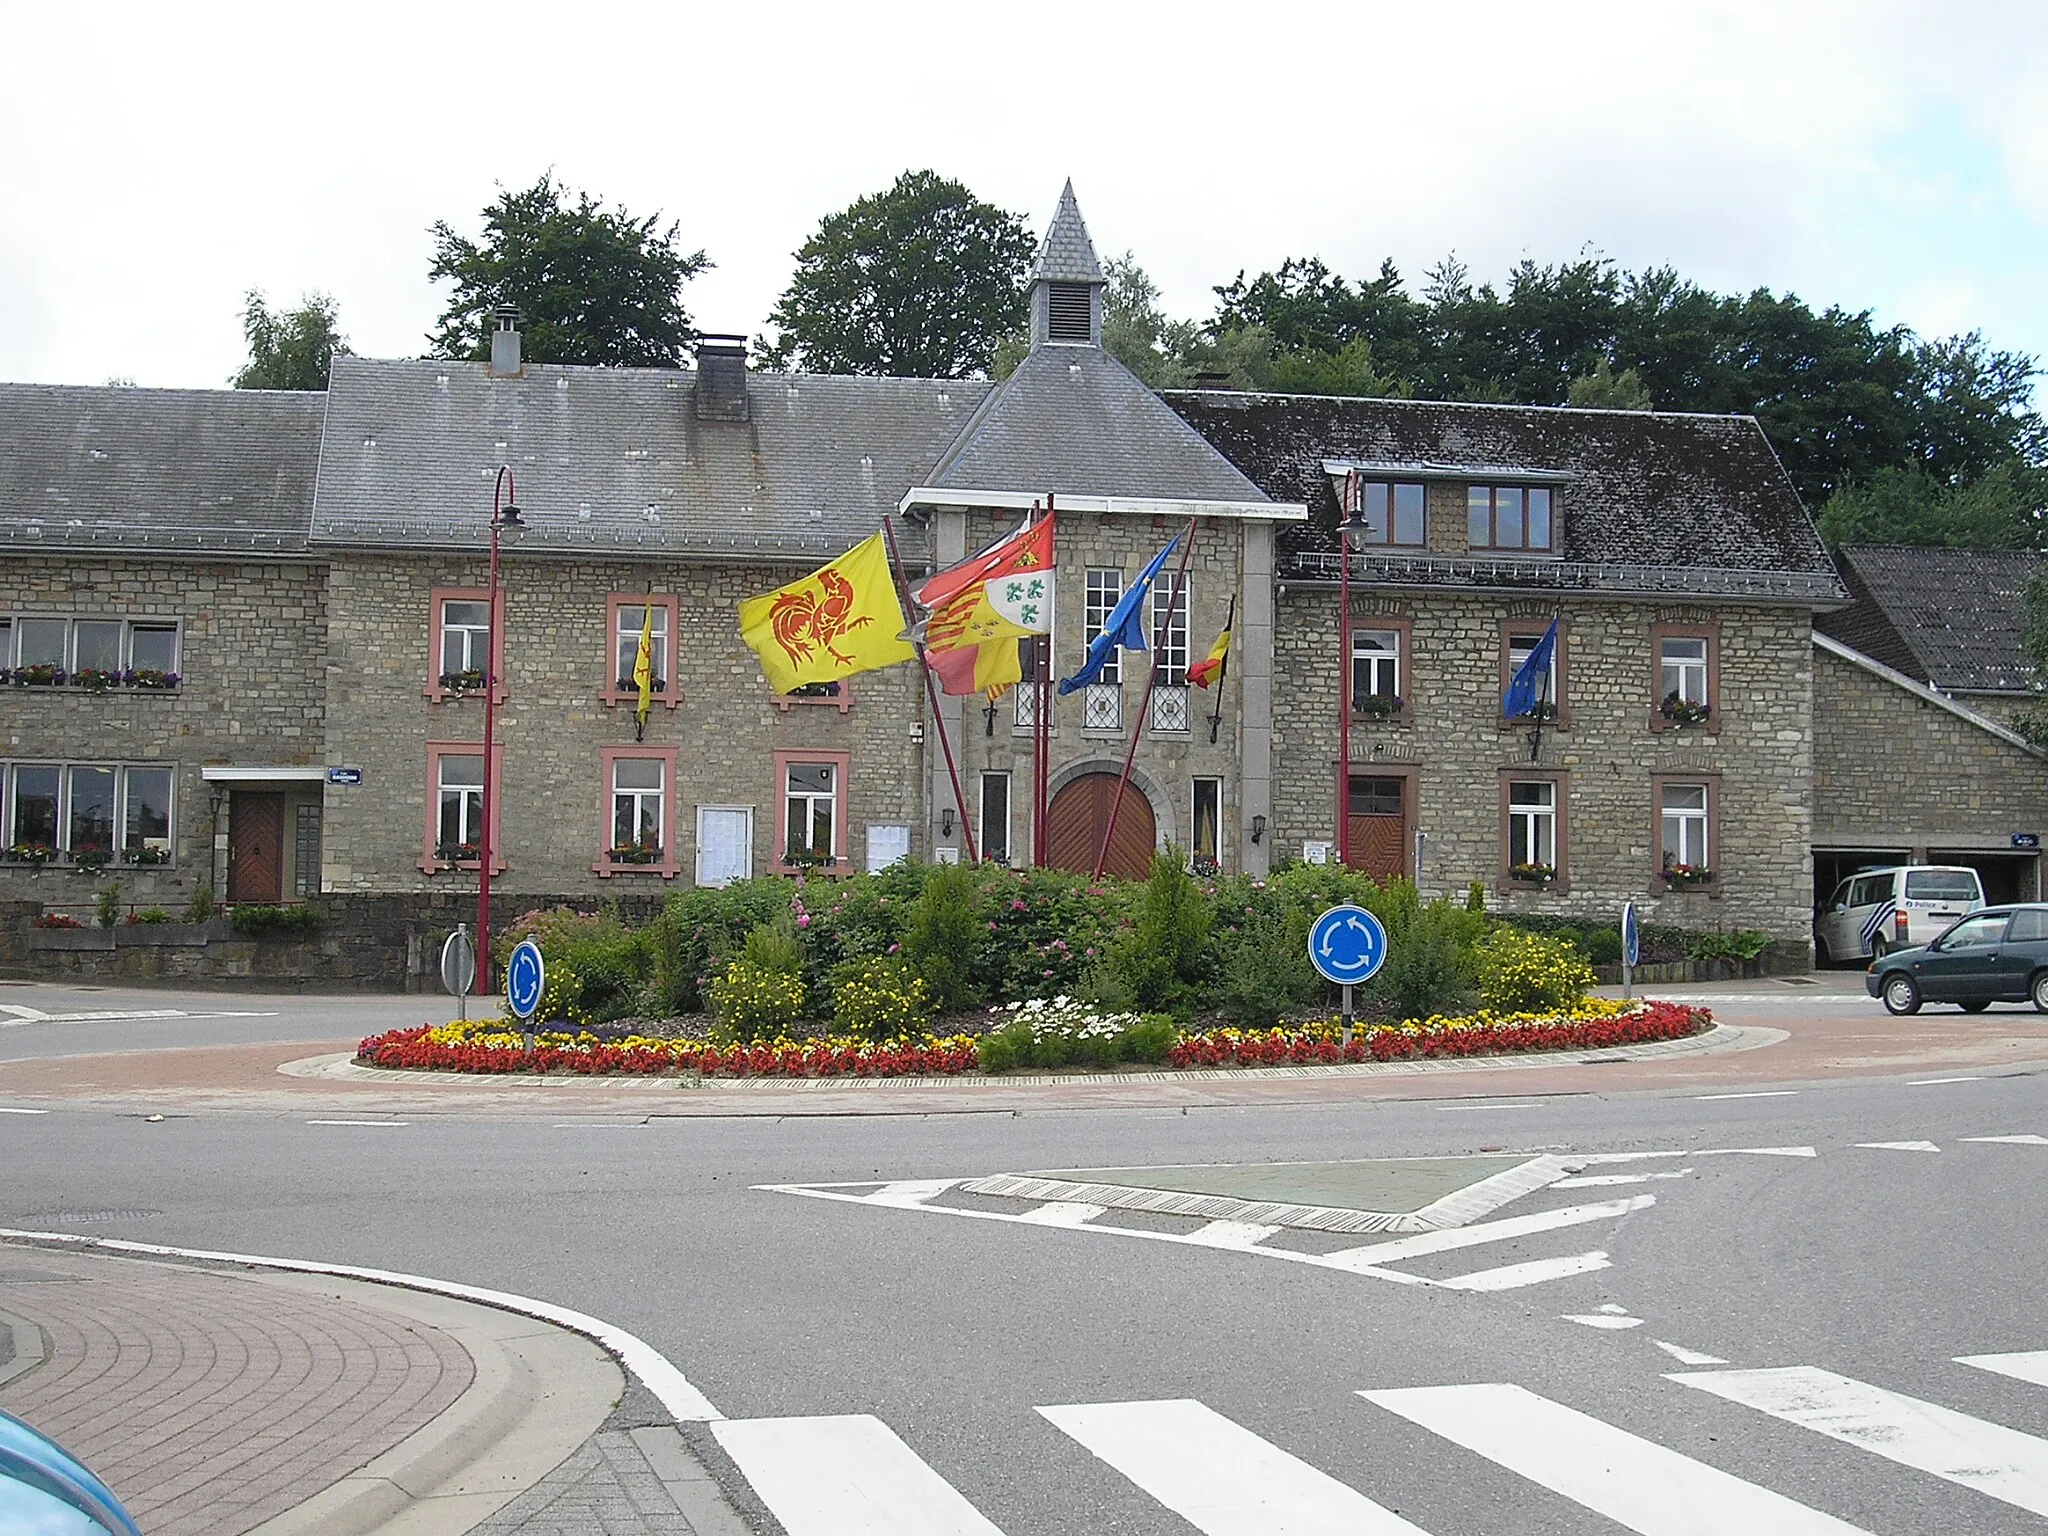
[227,791,286,903]
[1345,774,1407,879]
[1046,772,1156,880]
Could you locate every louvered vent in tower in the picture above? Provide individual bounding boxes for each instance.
[1046,282,1093,342]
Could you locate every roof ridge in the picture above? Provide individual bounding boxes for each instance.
[1162,388,1762,425]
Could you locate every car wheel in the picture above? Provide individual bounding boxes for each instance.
[1882,972,1921,1016]
[2033,971,2048,1013]
[1962,999,1992,1013]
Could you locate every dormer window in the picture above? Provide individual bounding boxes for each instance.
[1046,282,1093,342]
[1349,481,1426,546]
[1468,486,1555,552]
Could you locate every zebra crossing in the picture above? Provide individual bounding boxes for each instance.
[707,1347,2048,1535]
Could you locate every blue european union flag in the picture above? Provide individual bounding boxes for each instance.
[1057,534,1180,695]
[1504,617,1559,718]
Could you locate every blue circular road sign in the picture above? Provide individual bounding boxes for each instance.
[506,939,547,1021]
[1308,904,1388,987]
[1621,901,1641,969]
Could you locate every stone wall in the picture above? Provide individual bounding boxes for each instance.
[1270,588,1817,941]
[0,555,328,908]
[1813,643,2047,853]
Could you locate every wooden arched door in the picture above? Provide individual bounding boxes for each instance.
[1046,772,1156,879]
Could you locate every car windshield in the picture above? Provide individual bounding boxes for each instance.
[1905,870,1980,901]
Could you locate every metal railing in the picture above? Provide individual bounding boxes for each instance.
[1280,550,1847,601]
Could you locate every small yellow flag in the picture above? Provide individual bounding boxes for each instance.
[739,533,916,694]
[632,602,655,728]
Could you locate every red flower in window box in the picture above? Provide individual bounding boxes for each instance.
[608,843,663,865]
[1660,692,1711,726]
[1660,862,1711,888]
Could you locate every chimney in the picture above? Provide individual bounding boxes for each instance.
[489,306,523,378]
[693,335,750,422]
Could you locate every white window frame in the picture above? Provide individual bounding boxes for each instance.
[784,761,839,862]
[1661,782,1710,867]
[610,757,666,854]
[1660,635,1709,705]
[6,762,63,851]
[613,603,670,691]
[1351,627,1402,704]
[1150,578,1191,686]
[1507,633,1560,709]
[436,754,485,851]
[1084,568,1123,687]
[122,765,175,859]
[439,599,492,678]
[1508,780,1556,867]
[695,805,754,888]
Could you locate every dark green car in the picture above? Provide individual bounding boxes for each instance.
[1866,903,2048,1015]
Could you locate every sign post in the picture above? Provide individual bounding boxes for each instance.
[1621,900,1641,1000]
[439,925,477,1021]
[1308,903,1390,1047]
[505,938,546,1053]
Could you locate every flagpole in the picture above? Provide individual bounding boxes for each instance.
[1337,472,1355,869]
[1035,495,1054,869]
[881,515,979,864]
[1094,518,1198,882]
[1207,592,1236,744]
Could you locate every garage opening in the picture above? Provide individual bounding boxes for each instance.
[1927,850,2041,905]
[1813,848,1909,912]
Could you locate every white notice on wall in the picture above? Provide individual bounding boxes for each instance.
[696,807,753,888]
[867,824,911,872]
[1303,840,1333,866]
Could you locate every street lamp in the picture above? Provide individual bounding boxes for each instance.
[478,465,523,991]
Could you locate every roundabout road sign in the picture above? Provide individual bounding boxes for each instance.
[1308,904,1388,987]
[506,939,547,1021]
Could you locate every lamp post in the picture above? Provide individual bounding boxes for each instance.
[477,466,523,990]
[1336,470,1364,868]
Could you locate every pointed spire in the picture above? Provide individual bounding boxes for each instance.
[1031,179,1104,284]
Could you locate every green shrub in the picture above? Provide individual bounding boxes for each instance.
[1099,851,1211,1014]
[133,907,173,924]
[1212,902,1318,1029]
[186,882,215,925]
[829,955,933,1039]
[903,859,990,1012]
[742,914,805,977]
[710,959,805,1041]
[535,960,590,1029]
[228,903,321,936]
[497,906,651,1023]
[1466,881,1487,913]
[1373,900,1480,1020]
[1688,929,1772,963]
[1476,926,1596,1012]
[95,881,121,930]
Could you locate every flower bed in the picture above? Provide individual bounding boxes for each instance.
[1168,999,1707,1068]
[356,999,1709,1078]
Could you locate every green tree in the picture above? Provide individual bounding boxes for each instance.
[760,170,1035,378]
[232,291,349,390]
[2011,571,2048,750]
[1816,459,2046,550]
[1566,357,1653,410]
[427,173,708,367]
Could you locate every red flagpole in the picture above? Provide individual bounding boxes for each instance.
[881,515,978,864]
[1337,472,1355,869]
[1094,518,1198,881]
[1035,495,1054,867]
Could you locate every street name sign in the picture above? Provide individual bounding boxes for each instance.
[326,766,363,786]
[506,939,546,1022]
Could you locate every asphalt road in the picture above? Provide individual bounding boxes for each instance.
[4,984,2048,1534]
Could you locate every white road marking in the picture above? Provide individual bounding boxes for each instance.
[1577,1147,1815,1162]
[1183,1220,1283,1249]
[1853,1141,1940,1153]
[1909,1076,1983,1085]
[1442,1252,1610,1291]
[306,1119,411,1127]
[1671,1365,2048,1517]
[1360,1381,1873,1533]
[1693,1090,1798,1101]
[1565,1311,1643,1330]
[711,1415,1004,1536]
[1039,1398,1430,1535]
[1957,1351,2048,1389]
[0,1225,721,1420]
[0,1004,48,1020]
[1321,1196,1656,1272]
[1013,1202,1104,1227]
[1441,1101,1542,1111]
[1555,1170,1693,1187]
[1655,1342,1729,1366]
[0,1107,51,1115]
[866,1178,963,1208]
[1965,1135,2048,1146]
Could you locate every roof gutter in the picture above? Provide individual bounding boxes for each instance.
[899,487,1306,521]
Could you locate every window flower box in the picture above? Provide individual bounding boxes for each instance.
[75,667,120,695]
[8,665,65,687]
[781,844,837,872]
[7,843,57,867]
[127,668,180,690]
[1660,692,1711,726]
[1511,700,1561,723]
[433,841,481,865]
[607,843,663,866]
[69,847,113,875]
[1661,862,1712,889]
[34,913,86,929]
[1510,862,1558,885]
[437,669,487,695]
[122,846,172,867]
[1353,692,1405,719]
[612,675,669,695]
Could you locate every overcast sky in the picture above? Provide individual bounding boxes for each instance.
[4,2,2044,396]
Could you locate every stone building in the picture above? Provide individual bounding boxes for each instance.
[12,181,1982,964]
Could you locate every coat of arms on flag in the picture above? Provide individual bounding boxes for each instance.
[916,514,1056,697]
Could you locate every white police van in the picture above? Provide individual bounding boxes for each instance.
[1814,865,1986,964]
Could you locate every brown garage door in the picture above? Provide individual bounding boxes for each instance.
[1046,772,1156,880]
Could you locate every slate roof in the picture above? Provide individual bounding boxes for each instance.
[311,354,992,560]
[912,345,1282,514]
[1030,181,1104,284]
[1165,392,1846,600]
[1818,545,2041,693]
[0,383,324,557]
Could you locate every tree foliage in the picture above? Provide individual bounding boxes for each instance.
[427,173,708,367]
[232,290,348,391]
[1817,459,2046,551]
[760,170,1035,378]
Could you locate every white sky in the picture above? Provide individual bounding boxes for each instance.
[4,1,2045,395]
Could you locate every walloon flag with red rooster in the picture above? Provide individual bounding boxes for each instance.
[738,533,916,694]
